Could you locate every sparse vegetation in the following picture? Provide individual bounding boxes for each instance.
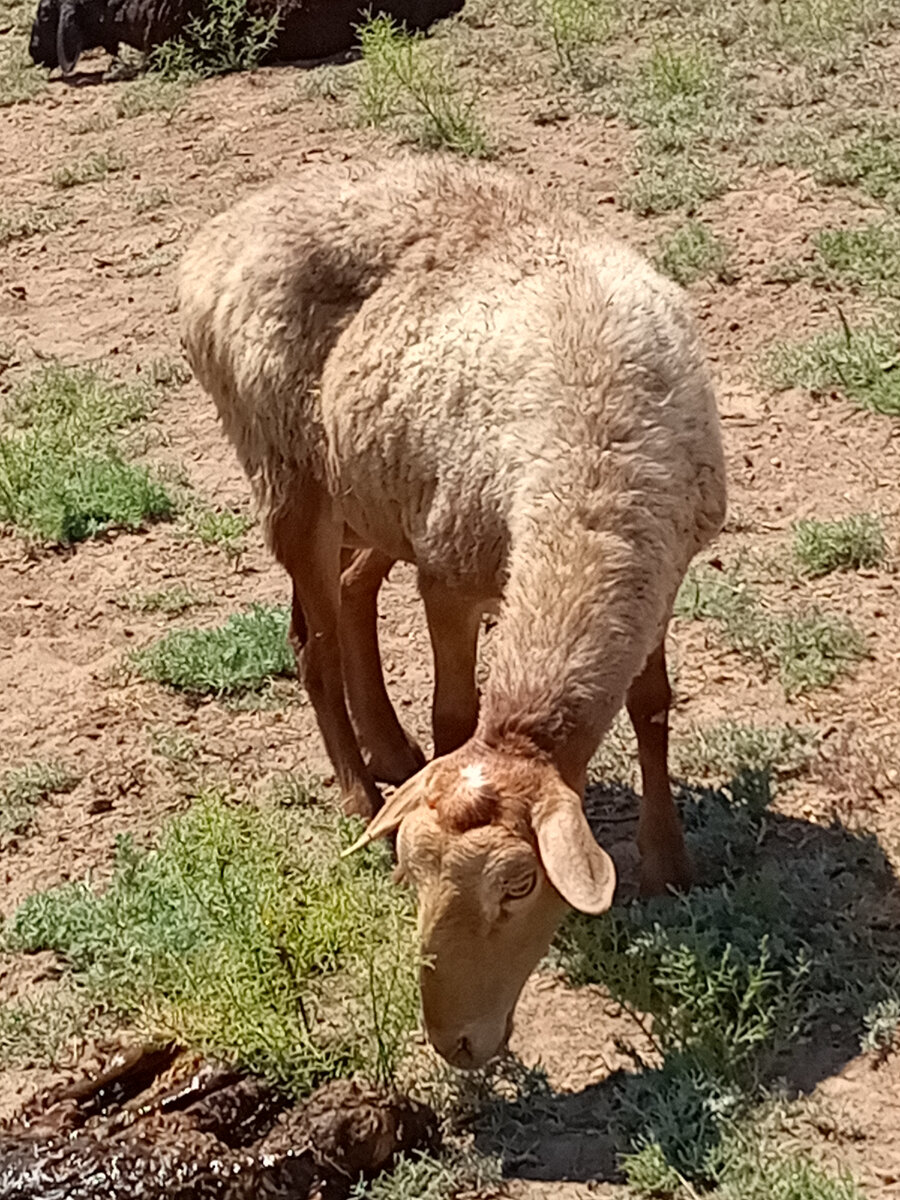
[51,150,126,189]
[0,204,66,247]
[0,761,78,838]
[818,124,900,209]
[811,223,900,298]
[793,514,886,576]
[357,14,490,156]
[655,220,733,285]
[131,603,294,696]
[675,563,867,694]
[3,790,419,1095]
[622,150,727,216]
[767,322,900,416]
[675,721,815,782]
[533,0,613,84]
[150,0,278,79]
[185,503,254,555]
[124,584,208,615]
[0,364,174,544]
[115,75,188,119]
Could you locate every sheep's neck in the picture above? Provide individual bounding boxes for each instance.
[477,506,670,790]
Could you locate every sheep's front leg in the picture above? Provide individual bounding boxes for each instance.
[419,575,483,757]
[626,640,693,896]
[340,547,425,785]
[272,497,382,819]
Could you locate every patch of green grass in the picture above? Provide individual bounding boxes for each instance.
[4,789,418,1095]
[0,204,66,248]
[624,43,734,154]
[0,364,175,544]
[133,186,173,215]
[131,603,294,696]
[674,564,867,694]
[0,760,79,838]
[357,14,490,157]
[793,515,886,576]
[860,997,900,1053]
[0,986,101,1070]
[115,75,188,119]
[149,0,277,79]
[551,769,897,1194]
[674,721,815,782]
[811,224,900,298]
[766,322,900,416]
[0,39,46,108]
[533,0,614,84]
[125,584,208,615]
[621,150,727,216]
[655,220,733,286]
[51,149,126,189]
[818,126,900,209]
[185,503,254,555]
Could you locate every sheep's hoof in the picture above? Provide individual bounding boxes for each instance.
[639,847,694,897]
[365,737,426,787]
[340,781,382,822]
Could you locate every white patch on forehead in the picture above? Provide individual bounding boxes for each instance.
[461,762,490,792]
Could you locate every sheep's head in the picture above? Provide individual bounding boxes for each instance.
[29,0,119,75]
[345,745,616,1069]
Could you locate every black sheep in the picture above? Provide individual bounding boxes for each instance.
[29,0,464,76]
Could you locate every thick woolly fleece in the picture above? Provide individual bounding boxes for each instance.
[178,156,727,753]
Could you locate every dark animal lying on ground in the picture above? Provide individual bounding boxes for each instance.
[0,1041,440,1200]
[29,0,464,76]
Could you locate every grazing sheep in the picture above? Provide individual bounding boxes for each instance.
[178,156,727,1069]
[29,0,463,76]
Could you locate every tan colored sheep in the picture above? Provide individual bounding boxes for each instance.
[178,155,727,1069]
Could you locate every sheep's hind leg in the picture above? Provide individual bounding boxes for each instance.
[271,496,382,820]
[626,640,693,896]
[419,575,483,757]
[340,547,425,785]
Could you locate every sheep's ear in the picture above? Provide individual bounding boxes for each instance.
[533,782,616,915]
[341,763,434,856]
[56,1,82,75]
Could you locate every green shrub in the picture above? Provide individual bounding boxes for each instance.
[0,364,174,544]
[5,791,418,1095]
[132,603,294,695]
[150,0,278,78]
[792,514,886,576]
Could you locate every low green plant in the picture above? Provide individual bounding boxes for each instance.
[4,789,419,1094]
[674,563,866,694]
[625,43,733,154]
[793,514,886,576]
[552,771,896,1193]
[621,150,727,216]
[357,14,490,156]
[0,760,78,837]
[51,149,126,189]
[655,220,733,285]
[0,364,174,544]
[186,504,254,555]
[115,75,188,118]
[0,39,46,107]
[533,0,614,83]
[811,224,900,297]
[133,186,172,214]
[150,0,278,79]
[817,126,900,209]
[766,322,900,416]
[144,356,192,388]
[0,987,99,1070]
[0,204,66,247]
[674,721,814,782]
[860,997,900,1053]
[131,603,294,696]
[125,585,207,615]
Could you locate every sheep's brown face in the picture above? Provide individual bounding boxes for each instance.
[347,747,617,1070]
[397,803,569,1068]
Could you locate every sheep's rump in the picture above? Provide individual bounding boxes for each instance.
[178,157,726,590]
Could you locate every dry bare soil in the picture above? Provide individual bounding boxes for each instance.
[1,0,900,1196]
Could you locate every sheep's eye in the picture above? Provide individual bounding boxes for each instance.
[504,873,536,900]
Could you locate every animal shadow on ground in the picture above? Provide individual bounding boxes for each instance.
[467,770,900,1186]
